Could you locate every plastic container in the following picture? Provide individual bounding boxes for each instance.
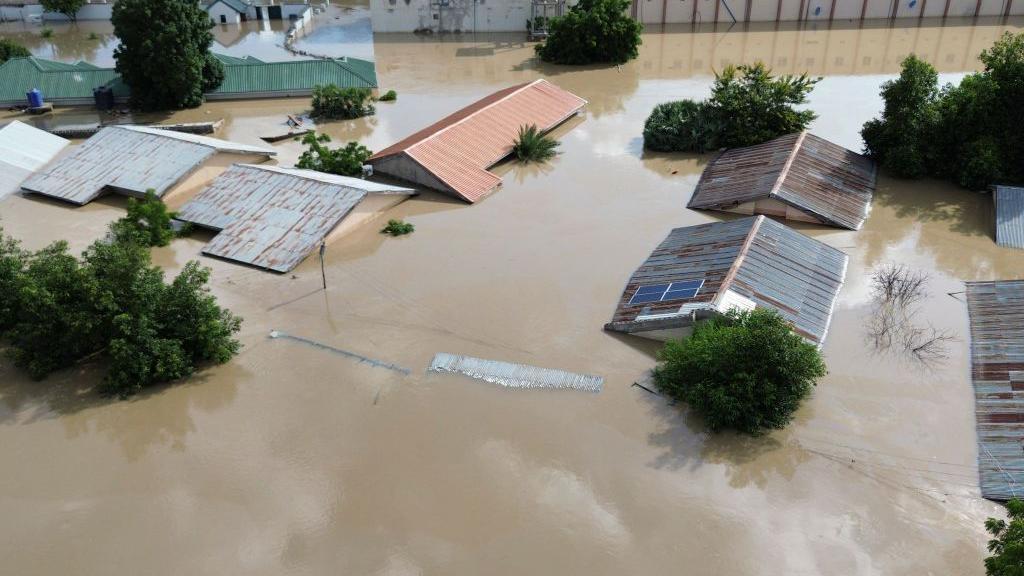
[26,88,43,108]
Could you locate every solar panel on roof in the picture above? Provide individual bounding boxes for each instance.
[629,280,704,305]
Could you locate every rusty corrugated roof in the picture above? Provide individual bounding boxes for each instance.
[175,164,415,272]
[604,215,848,346]
[21,126,275,205]
[368,79,587,203]
[687,132,876,230]
[966,280,1024,501]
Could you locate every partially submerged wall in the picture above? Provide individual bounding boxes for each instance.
[162,154,274,209]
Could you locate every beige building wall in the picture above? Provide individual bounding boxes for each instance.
[325,193,411,243]
[162,153,274,210]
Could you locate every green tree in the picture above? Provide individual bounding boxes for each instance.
[985,499,1024,575]
[295,132,371,177]
[0,38,30,65]
[643,63,819,153]
[112,0,224,111]
[41,0,86,22]
[535,0,642,65]
[652,308,826,436]
[110,190,181,247]
[0,229,28,332]
[311,85,375,120]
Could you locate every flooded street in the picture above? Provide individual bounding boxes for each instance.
[2,15,1024,575]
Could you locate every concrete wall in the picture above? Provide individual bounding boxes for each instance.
[2,2,113,22]
[372,0,1022,30]
[207,1,243,25]
[325,193,411,243]
[162,153,273,210]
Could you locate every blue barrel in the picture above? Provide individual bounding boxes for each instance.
[27,88,43,108]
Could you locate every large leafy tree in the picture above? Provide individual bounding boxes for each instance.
[112,0,224,111]
[0,38,30,65]
[41,0,86,22]
[535,0,642,65]
[985,499,1024,575]
[652,308,826,436]
[296,133,372,177]
[643,63,819,153]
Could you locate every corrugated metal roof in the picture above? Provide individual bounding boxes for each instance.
[21,126,275,205]
[429,353,604,392]
[605,215,848,346]
[0,57,126,106]
[966,280,1024,501]
[368,79,587,203]
[995,186,1024,250]
[208,0,249,13]
[0,120,69,199]
[208,58,377,97]
[687,132,876,230]
[175,164,415,272]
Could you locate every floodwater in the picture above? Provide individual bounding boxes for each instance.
[2,15,1024,575]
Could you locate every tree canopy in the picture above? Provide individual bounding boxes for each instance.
[652,308,826,436]
[862,32,1024,190]
[535,0,642,65]
[112,0,224,111]
[41,0,86,21]
[295,132,372,177]
[311,85,375,120]
[643,62,819,153]
[0,38,30,65]
[986,499,1024,576]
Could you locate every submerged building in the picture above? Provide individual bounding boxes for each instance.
[21,126,276,205]
[175,164,416,272]
[687,132,876,230]
[0,120,69,200]
[994,185,1024,250]
[368,79,586,203]
[604,215,848,346]
[965,280,1024,501]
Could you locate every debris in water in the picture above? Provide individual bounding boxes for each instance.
[428,353,603,392]
[269,330,410,375]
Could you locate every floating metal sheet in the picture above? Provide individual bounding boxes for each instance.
[429,353,603,392]
[20,126,275,205]
[605,216,847,346]
[369,79,587,203]
[966,280,1024,501]
[995,186,1024,250]
[0,121,68,199]
[176,164,414,272]
[688,132,876,230]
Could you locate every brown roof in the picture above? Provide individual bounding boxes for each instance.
[368,79,587,203]
[687,132,876,230]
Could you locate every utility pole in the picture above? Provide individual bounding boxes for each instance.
[319,242,327,290]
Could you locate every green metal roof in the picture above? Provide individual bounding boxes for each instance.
[210,57,377,96]
[0,55,377,105]
[0,57,126,104]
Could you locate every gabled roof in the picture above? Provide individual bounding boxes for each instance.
[207,0,250,13]
[175,164,415,272]
[604,216,848,346]
[994,186,1024,249]
[368,79,587,202]
[965,280,1024,501]
[687,132,877,230]
[0,121,69,199]
[0,56,126,106]
[21,126,275,205]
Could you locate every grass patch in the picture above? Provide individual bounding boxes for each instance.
[512,124,558,163]
[381,219,414,236]
[40,27,54,38]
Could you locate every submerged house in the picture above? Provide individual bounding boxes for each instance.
[994,185,1024,249]
[0,120,69,200]
[687,132,877,230]
[204,0,311,24]
[604,215,848,346]
[0,55,376,107]
[21,126,276,205]
[175,164,415,272]
[367,79,586,203]
[965,280,1024,501]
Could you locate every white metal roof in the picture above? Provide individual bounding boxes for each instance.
[0,121,69,199]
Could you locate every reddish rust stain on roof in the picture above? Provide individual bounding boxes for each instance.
[369,79,587,203]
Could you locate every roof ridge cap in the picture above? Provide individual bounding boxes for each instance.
[713,215,763,306]
[768,131,807,200]
[406,79,544,153]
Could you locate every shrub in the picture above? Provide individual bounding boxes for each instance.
[535,0,642,65]
[652,308,826,436]
[295,132,372,177]
[40,27,53,38]
[0,38,30,65]
[642,62,818,153]
[41,0,85,21]
[861,32,1024,189]
[88,32,100,41]
[985,499,1024,575]
[512,124,559,163]
[112,0,223,110]
[110,190,181,247]
[311,85,375,119]
[378,89,397,102]
[381,219,414,236]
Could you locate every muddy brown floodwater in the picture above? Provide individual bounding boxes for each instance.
[2,15,1024,575]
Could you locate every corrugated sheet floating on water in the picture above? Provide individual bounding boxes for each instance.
[429,353,604,392]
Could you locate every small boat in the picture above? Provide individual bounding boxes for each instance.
[260,128,312,143]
